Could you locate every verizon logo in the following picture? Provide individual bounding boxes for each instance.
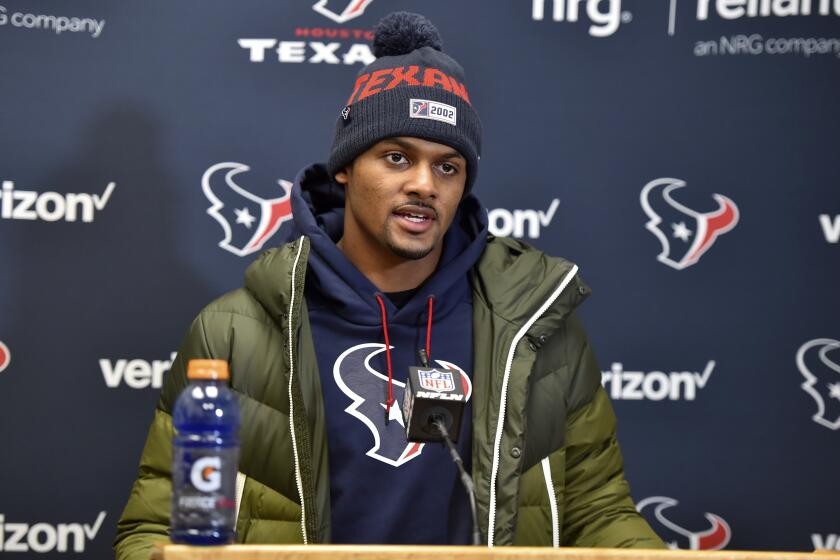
[0,181,115,223]
[100,353,176,389]
[0,511,106,553]
[813,534,840,551]
[820,214,840,243]
[488,199,560,239]
[602,361,716,401]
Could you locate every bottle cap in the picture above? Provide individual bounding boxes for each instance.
[187,359,229,381]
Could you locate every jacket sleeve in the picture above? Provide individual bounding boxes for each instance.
[113,409,176,560]
[559,314,665,548]
[114,312,219,560]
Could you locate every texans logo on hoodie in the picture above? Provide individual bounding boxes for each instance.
[334,343,472,467]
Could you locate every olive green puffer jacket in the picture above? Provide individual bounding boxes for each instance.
[114,236,664,559]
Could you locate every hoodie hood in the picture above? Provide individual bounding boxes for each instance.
[285,163,488,325]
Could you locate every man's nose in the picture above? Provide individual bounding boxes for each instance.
[403,163,437,198]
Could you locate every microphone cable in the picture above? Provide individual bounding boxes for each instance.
[431,416,481,546]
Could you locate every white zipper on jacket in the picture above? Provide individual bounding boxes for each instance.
[540,458,560,547]
[287,237,308,544]
[486,265,579,547]
[234,471,246,529]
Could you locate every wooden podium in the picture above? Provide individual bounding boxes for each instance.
[152,545,840,560]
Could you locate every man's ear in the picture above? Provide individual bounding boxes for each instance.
[335,166,351,186]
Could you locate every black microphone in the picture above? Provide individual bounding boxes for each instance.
[402,349,481,545]
[402,350,467,443]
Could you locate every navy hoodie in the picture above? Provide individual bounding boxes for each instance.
[283,164,488,544]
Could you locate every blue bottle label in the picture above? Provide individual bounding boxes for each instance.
[171,446,239,536]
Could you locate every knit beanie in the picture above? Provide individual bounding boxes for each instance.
[327,12,482,191]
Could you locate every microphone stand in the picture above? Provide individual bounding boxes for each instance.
[431,417,481,546]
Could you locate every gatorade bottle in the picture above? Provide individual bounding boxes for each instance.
[171,359,240,545]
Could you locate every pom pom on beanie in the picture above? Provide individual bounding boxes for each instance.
[372,12,443,57]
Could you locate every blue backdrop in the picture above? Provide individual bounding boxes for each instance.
[1,0,838,557]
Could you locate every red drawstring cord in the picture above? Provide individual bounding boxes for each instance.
[375,294,435,424]
[375,295,396,420]
[426,295,434,363]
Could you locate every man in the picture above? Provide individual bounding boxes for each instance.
[115,12,664,558]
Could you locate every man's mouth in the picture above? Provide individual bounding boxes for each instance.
[392,204,437,233]
[393,205,436,223]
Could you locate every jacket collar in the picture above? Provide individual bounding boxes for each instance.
[244,236,311,324]
[245,234,588,337]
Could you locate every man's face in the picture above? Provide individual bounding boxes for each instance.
[335,137,467,263]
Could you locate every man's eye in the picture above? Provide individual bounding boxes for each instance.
[386,153,407,164]
[439,163,458,175]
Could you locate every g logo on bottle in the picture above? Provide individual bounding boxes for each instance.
[190,456,222,492]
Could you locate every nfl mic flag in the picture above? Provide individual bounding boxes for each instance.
[402,366,467,443]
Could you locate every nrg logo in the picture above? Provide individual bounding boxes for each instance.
[531,0,632,37]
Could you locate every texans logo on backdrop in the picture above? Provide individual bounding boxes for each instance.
[334,343,472,467]
[0,340,10,374]
[640,178,739,270]
[202,163,293,257]
[796,338,840,431]
[313,0,376,23]
[637,496,732,550]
